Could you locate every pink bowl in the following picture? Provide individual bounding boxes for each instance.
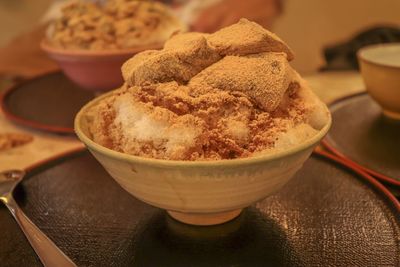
[41,40,162,91]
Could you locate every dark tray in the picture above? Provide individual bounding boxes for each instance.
[0,150,399,267]
[0,72,95,134]
[323,92,400,187]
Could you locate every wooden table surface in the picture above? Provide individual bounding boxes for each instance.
[0,71,365,171]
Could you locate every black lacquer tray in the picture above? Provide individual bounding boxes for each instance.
[0,72,95,134]
[0,149,399,267]
[323,92,400,187]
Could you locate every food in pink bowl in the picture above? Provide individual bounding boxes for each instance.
[42,0,186,91]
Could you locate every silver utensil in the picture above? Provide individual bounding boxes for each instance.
[0,170,77,267]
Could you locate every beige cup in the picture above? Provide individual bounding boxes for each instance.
[357,43,400,120]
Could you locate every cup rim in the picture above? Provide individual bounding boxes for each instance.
[357,43,400,68]
[74,90,332,167]
[40,39,163,58]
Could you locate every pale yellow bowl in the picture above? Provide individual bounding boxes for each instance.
[75,91,331,225]
[358,43,400,120]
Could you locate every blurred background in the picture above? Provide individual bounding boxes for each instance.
[0,0,400,75]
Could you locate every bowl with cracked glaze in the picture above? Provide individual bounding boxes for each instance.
[75,91,331,225]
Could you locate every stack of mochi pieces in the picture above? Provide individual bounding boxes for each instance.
[88,19,329,160]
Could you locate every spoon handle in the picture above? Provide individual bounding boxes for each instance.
[4,196,77,267]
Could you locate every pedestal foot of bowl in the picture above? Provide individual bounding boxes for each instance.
[167,209,243,226]
[383,109,400,120]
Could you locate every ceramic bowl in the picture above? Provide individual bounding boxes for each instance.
[358,43,400,120]
[75,91,331,225]
[41,40,161,91]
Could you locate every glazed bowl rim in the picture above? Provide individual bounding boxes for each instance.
[357,43,400,69]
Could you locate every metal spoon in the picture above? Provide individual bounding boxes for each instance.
[0,170,77,267]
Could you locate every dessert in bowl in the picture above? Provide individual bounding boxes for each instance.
[41,0,186,91]
[358,43,400,120]
[75,19,331,225]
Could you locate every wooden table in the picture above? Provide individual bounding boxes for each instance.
[0,71,365,171]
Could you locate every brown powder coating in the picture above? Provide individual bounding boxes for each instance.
[46,0,184,50]
[0,133,34,151]
[89,19,322,161]
[90,81,309,160]
[121,32,221,86]
[189,53,294,112]
[207,19,294,60]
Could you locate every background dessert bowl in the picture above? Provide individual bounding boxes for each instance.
[357,43,400,120]
[41,40,162,91]
[75,91,332,225]
[41,0,186,91]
